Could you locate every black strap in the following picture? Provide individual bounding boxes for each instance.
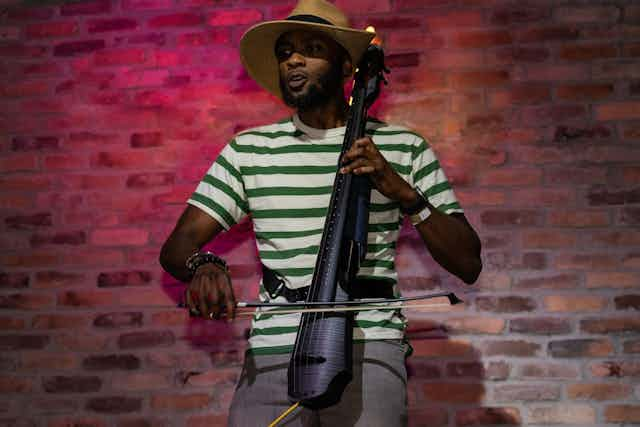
[262,264,394,302]
[286,14,334,26]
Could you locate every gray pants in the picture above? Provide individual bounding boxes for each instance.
[228,340,408,427]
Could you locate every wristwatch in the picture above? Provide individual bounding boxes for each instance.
[400,187,432,225]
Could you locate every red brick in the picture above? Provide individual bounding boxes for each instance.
[0,335,49,350]
[478,168,541,187]
[61,0,111,15]
[591,360,640,378]
[6,6,55,21]
[517,63,590,82]
[586,272,640,289]
[43,153,88,170]
[49,418,107,427]
[480,209,543,227]
[449,70,510,89]
[555,6,620,23]
[463,113,504,134]
[0,272,29,289]
[510,317,572,335]
[206,9,262,27]
[556,83,614,100]
[94,49,146,66]
[555,253,619,270]
[26,22,78,38]
[54,40,105,57]
[43,376,102,393]
[491,5,549,25]
[21,62,63,76]
[548,338,613,357]
[494,384,560,402]
[456,407,521,427]
[112,69,169,89]
[118,331,175,349]
[483,340,540,357]
[0,153,39,172]
[83,354,141,371]
[0,316,25,329]
[605,405,640,423]
[548,210,610,227]
[489,84,550,109]
[516,363,580,380]
[452,30,512,49]
[121,0,173,10]
[476,296,535,313]
[456,189,505,207]
[560,43,618,61]
[581,317,640,334]
[149,13,202,28]
[568,383,632,401]
[615,294,640,310]
[528,404,596,424]
[544,295,607,312]
[0,80,49,98]
[113,372,172,391]
[94,312,144,328]
[386,30,444,52]
[0,375,33,393]
[624,339,640,353]
[86,396,142,414]
[30,231,86,247]
[90,228,149,246]
[596,101,640,120]
[411,338,473,358]
[514,104,586,126]
[32,314,89,330]
[0,293,54,310]
[57,290,118,308]
[518,26,579,43]
[97,271,151,288]
[425,10,483,30]
[151,393,210,411]
[593,60,640,80]
[88,18,138,33]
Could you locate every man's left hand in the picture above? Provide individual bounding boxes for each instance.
[340,136,413,203]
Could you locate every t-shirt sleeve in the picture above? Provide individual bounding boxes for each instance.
[187,142,249,230]
[411,136,463,215]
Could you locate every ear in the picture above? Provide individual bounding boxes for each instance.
[342,57,353,79]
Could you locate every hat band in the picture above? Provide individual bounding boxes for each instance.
[286,14,334,26]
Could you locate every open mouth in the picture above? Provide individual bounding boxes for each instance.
[288,72,308,90]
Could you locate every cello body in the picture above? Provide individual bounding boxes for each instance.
[287,43,388,409]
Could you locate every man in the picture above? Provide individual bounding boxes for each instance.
[160,0,482,425]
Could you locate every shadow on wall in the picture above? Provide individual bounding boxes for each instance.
[406,321,521,427]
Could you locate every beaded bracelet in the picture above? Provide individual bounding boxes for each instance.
[185,251,228,276]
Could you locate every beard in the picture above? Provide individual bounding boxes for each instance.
[279,61,344,112]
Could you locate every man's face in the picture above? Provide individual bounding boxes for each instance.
[276,30,347,111]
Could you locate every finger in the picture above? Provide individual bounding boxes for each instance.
[341,158,370,174]
[208,277,221,319]
[352,165,376,175]
[354,137,373,149]
[185,287,196,316]
[196,274,210,319]
[221,275,236,320]
[341,146,366,163]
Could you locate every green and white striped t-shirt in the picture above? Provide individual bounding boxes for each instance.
[188,114,462,355]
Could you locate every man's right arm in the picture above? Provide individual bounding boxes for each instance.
[160,205,236,319]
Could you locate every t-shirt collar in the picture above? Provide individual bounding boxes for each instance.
[292,114,346,139]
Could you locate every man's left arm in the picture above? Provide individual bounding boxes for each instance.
[341,136,482,284]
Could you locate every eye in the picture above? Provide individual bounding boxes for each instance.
[304,41,326,57]
[275,45,292,62]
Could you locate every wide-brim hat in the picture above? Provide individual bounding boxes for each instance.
[240,0,375,99]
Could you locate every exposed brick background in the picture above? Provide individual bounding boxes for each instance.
[1,0,639,425]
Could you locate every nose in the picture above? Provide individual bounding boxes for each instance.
[286,51,305,68]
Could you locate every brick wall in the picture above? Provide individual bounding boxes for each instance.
[0,0,639,425]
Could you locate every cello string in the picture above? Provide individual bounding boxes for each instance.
[268,401,300,427]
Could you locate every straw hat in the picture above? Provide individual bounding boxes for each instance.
[239,0,375,99]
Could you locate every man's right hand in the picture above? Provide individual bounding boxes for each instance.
[185,263,236,321]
